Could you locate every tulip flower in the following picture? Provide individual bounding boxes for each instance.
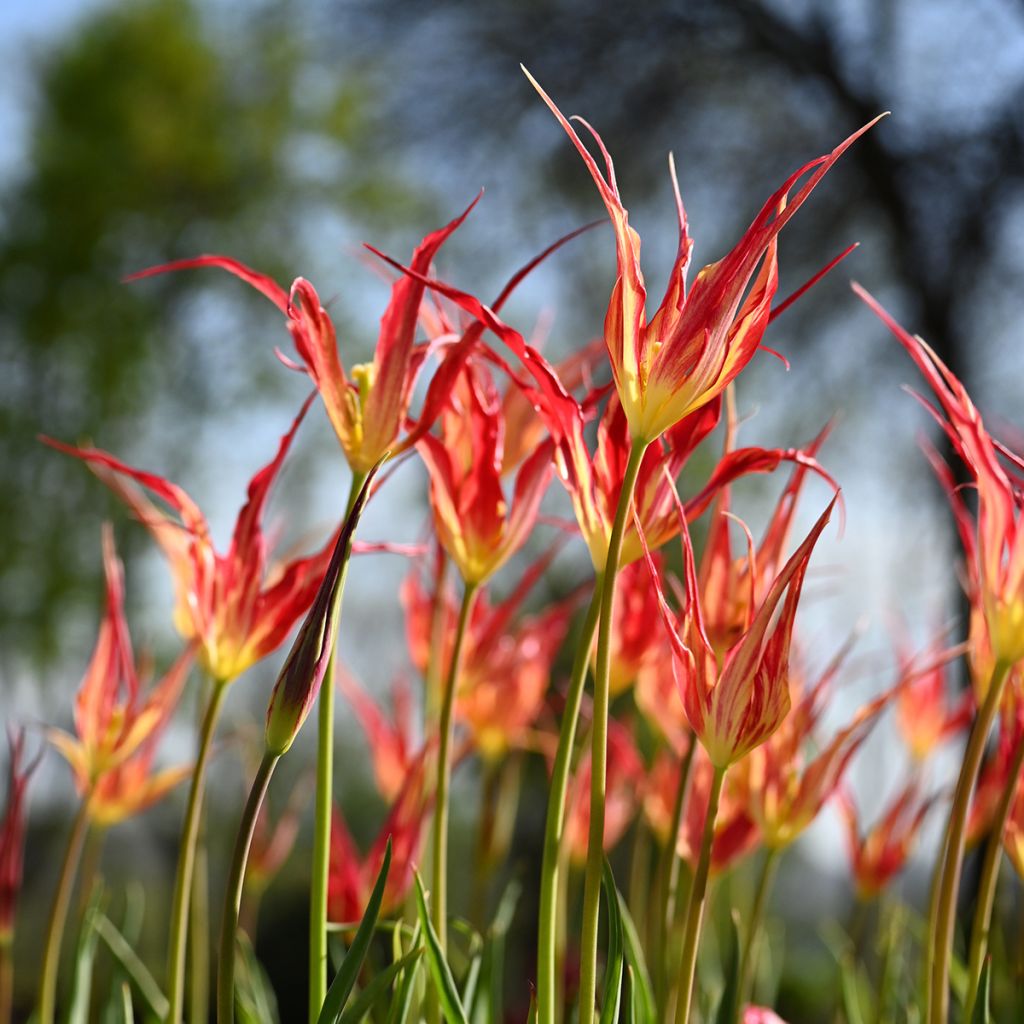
[740,671,895,851]
[635,645,692,757]
[401,548,572,760]
[128,202,480,475]
[856,286,1024,670]
[47,526,193,823]
[893,635,972,761]
[557,388,835,573]
[39,527,192,1024]
[839,782,934,899]
[339,671,418,803]
[699,424,831,658]
[644,496,835,769]
[525,68,883,445]
[45,395,334,685]
[854,284,1024,1023]
[602,555,666,695]
[328,763,428,926]
[417,360,554,585]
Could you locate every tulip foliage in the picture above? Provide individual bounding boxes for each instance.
[7,71,1024,1024]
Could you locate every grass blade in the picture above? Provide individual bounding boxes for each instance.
[414,871,469,1024]
[318,838,392,1024]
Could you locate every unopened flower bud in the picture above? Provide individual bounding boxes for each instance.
[265,462,382,755]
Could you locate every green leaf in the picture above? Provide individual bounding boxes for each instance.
[337,948,422,1024]
[599,860,624,1024]
[234,932,280,1024]
[617,889,655,1024]
[387,924,423,1024]
[414,871,469,1024]
[623,966,637,1024]
[92,911,169,1021]
[969,960,993,1024]
[481,879,521,1024]
[318,837,393,1024]
[839,954,867,1024]
[714,911,742,1024]
[67,887,104,1024]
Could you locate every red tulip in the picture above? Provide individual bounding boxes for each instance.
[525,68,883,444]
[47,527,192,825]
[46,397,341,684]
[328,760,427,925]
[839,781,934,898]
[417,361,553,585]
[402,548,572,759]
[856,284,1024,668]
[642,494,836,768]
[128,202,479,475]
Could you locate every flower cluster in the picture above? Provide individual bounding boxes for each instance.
[11,72,1024,1024]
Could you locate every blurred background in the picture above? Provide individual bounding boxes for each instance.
[3,0,1024,1019]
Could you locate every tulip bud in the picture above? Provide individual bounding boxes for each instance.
[265,462,382,755]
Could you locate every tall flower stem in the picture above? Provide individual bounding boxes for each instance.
[964,730,1024,1016]
[536,585,602,1024]
[37,797,91,1024]
[217,751,279,1024]
[654,738,697,1011]
[578,438,648,1024]
[928,660,1011,1024]
[309,470,365,1023]
[662,741,698,944]
[431,584,478,944]
[674,762,727,1024]
[0,934,12,1024]
[733,847,781,1021]
[189,677,214,1024]
[166,677,229,1024]
[426,580,479,1024]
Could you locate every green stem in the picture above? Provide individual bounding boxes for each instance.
[928,660,1011,1024]
[965,727,1024,1016]
[733,847,780,1021]
[536,585,602,1024]
[656,738,697,1012]
[166,677,229,1024]
[309,471,364,1024]
[189,807,211,1024]
[431,583,478,948]
[37,796,91,1024]
[472,759,500,928]
[628,825,651,945]
[426,550,450,724]
[75,823,105,917]
[674,763,727,1024]
[578,437,648,1024]
[426,580,478,1024]
[217,752,280,1024]
[663,740,698,948]
[0,933,12,1024]
[189,677,214,1024]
